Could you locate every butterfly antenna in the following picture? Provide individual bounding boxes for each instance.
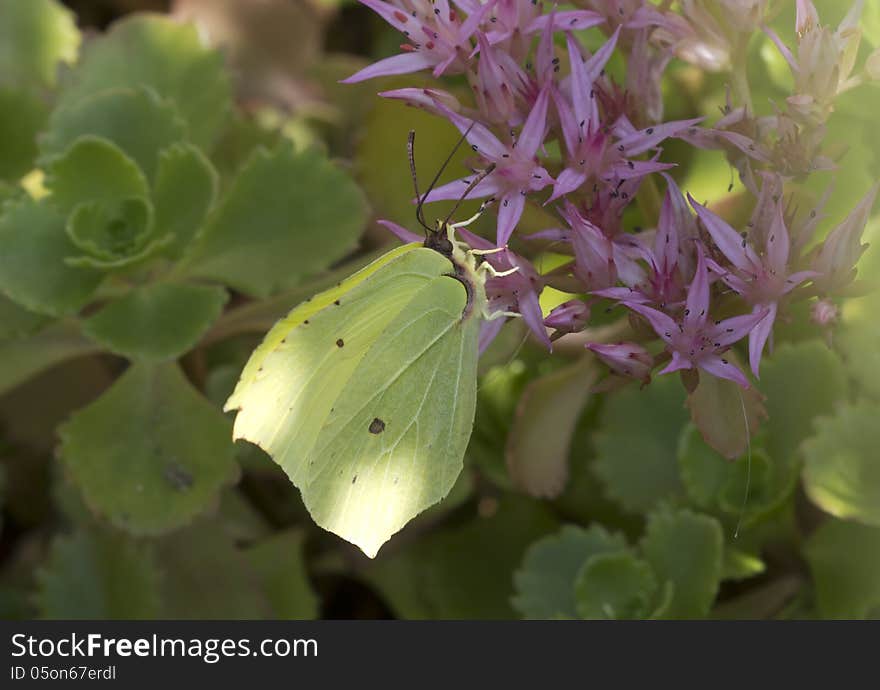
[407,130,431,233]
[416,123,476,231]
[443,163,496,226]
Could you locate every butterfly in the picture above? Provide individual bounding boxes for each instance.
[224,131,513,557]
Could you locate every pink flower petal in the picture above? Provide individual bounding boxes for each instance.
[618,118,704,157]
[700,355,751,389]
[496,191,526,245]
[748,303,776,378]
[517,85,551,158]
[377,219,422,244]
[342,51,438,83]
[690,195,760,273]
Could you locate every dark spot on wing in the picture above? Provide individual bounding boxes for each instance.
[304,320,309,325]
[369,417,386,434]
[352,475,358,484]
[336,338,345,348]
[334,299,341,306]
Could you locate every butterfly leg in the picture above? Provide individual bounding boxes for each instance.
[449,197,496,230]
[483,308,520,321]
[478,261,519,279]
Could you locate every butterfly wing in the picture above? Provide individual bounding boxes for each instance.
[225,245,480,556]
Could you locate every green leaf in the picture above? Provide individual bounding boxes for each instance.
[181,143,367,297]
[367,495,558,619]
[45,136,150,213]
[0,320,99,396]
[594,374,688,513]
[0,87,49,181]
[245,529,318,619]
[678,424,778,526]
[802,399,880,526]
[41,87,187,180]
[507,357,597,498]
[468,360,530,490]
[58,361,239,534]
[65,196,162,270]
[512,524,628,619]
[355,82,476,227]
[761,342,848,469]
[0,295,49,340]
[57,15,230,148]
[152,143,218,255]
[575,552,658,620]
[154,520,271,619]
[805,519,880,619]
[0,197,102,316]
[722,547,766,581]
[0,0,79,89]
[640,508,723,618]
[82,283,228,361]
[36,528,161,619]
[678,423,734,509]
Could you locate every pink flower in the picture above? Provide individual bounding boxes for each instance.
[548,200,645,292]
[623,247,768,389]
[422,86,554,245]
[466,0,603,61]
[342,0,490,83]
[811,183,879,295]
[587,342,654,385]
[545,299,590,335]
[690,192,817,376]
[593,174,697,307]
[765,0,864,124]
[548,29,702,202]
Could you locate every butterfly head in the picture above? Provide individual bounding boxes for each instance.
[423,220,455,258]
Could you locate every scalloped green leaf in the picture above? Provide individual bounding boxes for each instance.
[65,196,158,269]
[761,341,847,468]
[0,87,48,181]
[152,143,218,255]
[57,15,230,148]
[82,283,228,361]
[181,143,367,297]
[58,361,239,535]
[594,374,688,513]
[41,87,187,180]
[0,0,79,89]
[45,136,149,213]
[640,508,723,618]
[154,519,271,619]
[678,424,778,527]
[367,496,558,619]
[805,519,880,619]
[512,524,628,619]
[36,528,161,619]
[245,529,318,620]
[575,552,658,620]
[802,399,880,526]
[678,423,733,509]
[0,197,102,316]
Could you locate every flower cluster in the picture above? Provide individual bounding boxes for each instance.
[348,0,877,390]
